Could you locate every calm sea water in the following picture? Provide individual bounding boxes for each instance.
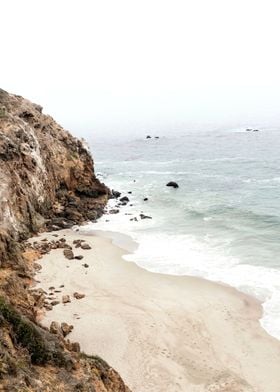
[85,129,280,339]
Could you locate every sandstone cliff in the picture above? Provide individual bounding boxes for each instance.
[0,89,130,391]
[0,88,108,267]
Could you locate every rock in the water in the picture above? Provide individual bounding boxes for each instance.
[63,249,74,260]
[120,196,129,202]
[82,263,89,268]
[140,213,152,220]
[73,292,85,299]
[146,135,151,139]
[81,243,91,250]
[112,190,121,198]
[166,181,179,188]
[75,255,84,260]
[143,197,148,201]
[109,209,119,214]
[62,295,71,304]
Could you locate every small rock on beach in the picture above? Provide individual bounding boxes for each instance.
[73,292,85,300]
[81,243,91,250]
[62,295,71,304]
[63,249,74,260]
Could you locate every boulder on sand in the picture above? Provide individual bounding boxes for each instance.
[81,243,91,250]
[61,322,73,337]
[73,292,85,300]
[62,295,71,304]
[63,249,74,260]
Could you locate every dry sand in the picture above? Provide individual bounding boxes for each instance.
[34,229,280,392]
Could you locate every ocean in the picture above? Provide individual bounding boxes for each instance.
[84,129,280,339]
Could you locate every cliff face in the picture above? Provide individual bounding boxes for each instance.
[0,88,107,267]
[0,90,131,391]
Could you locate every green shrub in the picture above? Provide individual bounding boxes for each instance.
[0,297,49,365]
[0,106,6,118]
[80,352,109,370]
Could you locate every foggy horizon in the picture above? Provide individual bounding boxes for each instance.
[2,0,280,138]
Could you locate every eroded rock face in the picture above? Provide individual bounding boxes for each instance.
[0,88,108,267]
[0,90,131,392]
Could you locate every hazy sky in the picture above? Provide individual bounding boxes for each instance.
[2,0,280,137]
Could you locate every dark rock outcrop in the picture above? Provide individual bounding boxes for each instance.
[111,190,121,198]
[166,181,179,188]
[140,213,152,220]
[120,196,129,203]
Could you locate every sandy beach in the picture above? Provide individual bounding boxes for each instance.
[33,229,280,392]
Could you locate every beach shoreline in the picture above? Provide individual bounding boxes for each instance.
[33,228,280,392]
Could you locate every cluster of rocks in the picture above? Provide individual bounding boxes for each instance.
[74,239,92,249]
[50,321,74,337]
[30,237,92,262]
[106,181,179,223]
[49,321,81,354]
[107,191,133,215]
[29,236,89,312]
[42,286,86,311]
[63,239,91,260]
[109,190,152,218]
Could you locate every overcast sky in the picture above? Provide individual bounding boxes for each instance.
[2,0,280,137]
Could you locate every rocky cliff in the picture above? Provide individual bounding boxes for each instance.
[0,89,130,391]
[0,88,108,267]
